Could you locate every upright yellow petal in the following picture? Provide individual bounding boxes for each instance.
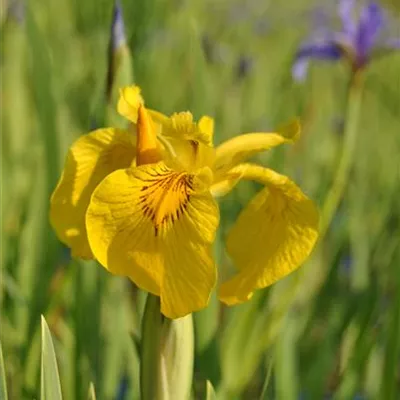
[117,85,144,123]
[154,111,215,171]
[214,120,300,175]
[148,108,170,127]
[149,111,214,147]
[117,85,171,133]
[198,115,215,145]
[163,137,216,173]
[162,112,213,146]
[86,162,219,318]
[116,86,214,170]
[218,164,319,305]
[50,128,136,258]
[136,105,162,165]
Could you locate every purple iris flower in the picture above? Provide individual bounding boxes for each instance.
[293,0,400,80]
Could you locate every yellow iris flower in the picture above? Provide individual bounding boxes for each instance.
[50,85,319,319]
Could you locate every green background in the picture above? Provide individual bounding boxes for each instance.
[1,0,400,398]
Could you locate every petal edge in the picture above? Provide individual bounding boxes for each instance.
[50,128,135,258]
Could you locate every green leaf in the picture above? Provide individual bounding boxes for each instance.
[26,4,60,191]
[87,382,96,400]
[159,315,194,400]
[0,340,8,400]
[205,381,216,400]
[101,278,139,400]
[140,294,162,400]
[381,248,400,400]
[259,356,273,400]
[41,316,63,400]
[274,317,299,400]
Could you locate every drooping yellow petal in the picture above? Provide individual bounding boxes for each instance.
[214,120,300,175]
[86,162,219,318]
[210,170,242,198]
[218,164,319,305]
[50,128,136,258]
[117,85,144,123]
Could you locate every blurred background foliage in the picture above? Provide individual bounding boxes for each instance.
[1,0,400,399]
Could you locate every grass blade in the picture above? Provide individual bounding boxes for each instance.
[0,340,8,400]
[41,316,63,400]
[205,380,216,400]
[87,382,96,400]
[381,248,400,400]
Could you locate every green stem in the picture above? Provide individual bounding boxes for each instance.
[320,73,364,238]
[140,294,162,400]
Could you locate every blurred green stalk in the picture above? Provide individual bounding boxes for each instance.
[140,294,194,400]
[140,294,162,400]
[159,315,194,400]
[0,340,8,400]
[320,73,364,237]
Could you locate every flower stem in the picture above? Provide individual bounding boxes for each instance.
[140,294,162,400]
[319,73,364,237]
[140,293,195,400]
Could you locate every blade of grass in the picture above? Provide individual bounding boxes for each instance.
[205,381,217,400]
[87,382,96,400]
[23,5,62,381]
[0,340,8,400]
[41,316,63,400]
[274,316,298,400]
[380,247,400,400]
[259,356,273,400]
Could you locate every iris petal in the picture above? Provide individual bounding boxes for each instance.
[292,59,310,82]
[210,171,242,198]
[214,120,300,176]
[50,128,136,258]
[86,162,219,318]
[218,164,319,305]
[355,2,385,63]
[161,112,213,146]
[338,0,357,37]
[117,86,144,123]
[198,115,215,145]
[292,41,342,80]
[156,112,216,171]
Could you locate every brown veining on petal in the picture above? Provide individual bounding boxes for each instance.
[139,169,194,236]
